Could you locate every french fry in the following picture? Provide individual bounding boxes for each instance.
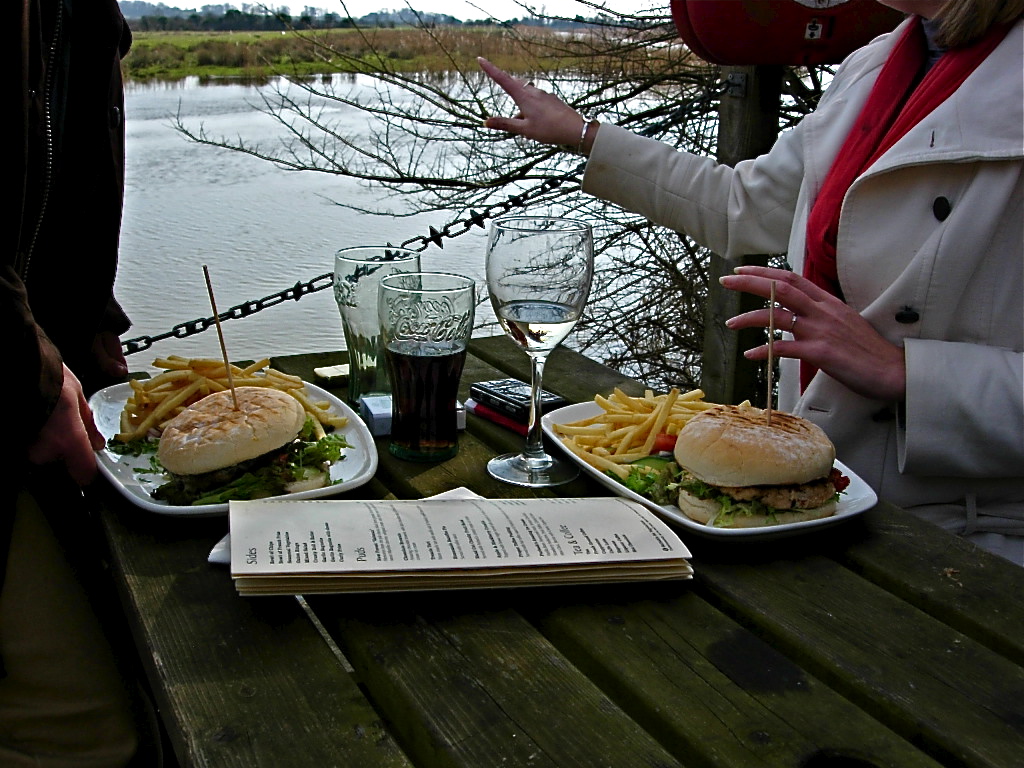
[112,357,348,442]
[639,388,678,455]
[288,387,349,430]
[551,387,734,471]
[241,358,272,375]
[560,438,630,479]
[116,378,205,441]
[553,423,610,436]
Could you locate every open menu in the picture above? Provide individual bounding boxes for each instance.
[229,496,693,595]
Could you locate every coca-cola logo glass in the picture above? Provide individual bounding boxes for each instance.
[378,272,476,462]
[378,273,475,347]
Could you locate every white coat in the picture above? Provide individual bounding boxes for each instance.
[582,17,1024,561]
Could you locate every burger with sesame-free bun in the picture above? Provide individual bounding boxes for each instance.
[154,386,349,506]
[672,404,849,528]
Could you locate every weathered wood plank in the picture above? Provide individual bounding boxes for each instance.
[96,482,414,768]
[840,503,1024,667]
[310,592,684,768]
[526,583,942,768]
[694,553,1024,768]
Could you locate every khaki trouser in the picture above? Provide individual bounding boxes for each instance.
[0,490,139,767]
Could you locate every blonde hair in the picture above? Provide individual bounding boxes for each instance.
[934,0,1024,47]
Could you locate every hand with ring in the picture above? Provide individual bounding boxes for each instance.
[719,265,907,402]
[478,57,591,148]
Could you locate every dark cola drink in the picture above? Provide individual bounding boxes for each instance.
[384,339,467,461]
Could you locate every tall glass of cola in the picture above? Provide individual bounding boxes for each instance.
[378,272,476,462]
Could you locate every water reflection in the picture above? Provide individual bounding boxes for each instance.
[119,75,487,368]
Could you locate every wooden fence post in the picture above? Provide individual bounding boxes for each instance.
[700,64,783,407]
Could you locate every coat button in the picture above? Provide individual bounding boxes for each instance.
[110,106,122,128]
[895,306,920,324]
[871,406,896,422]
[933,196,952,221]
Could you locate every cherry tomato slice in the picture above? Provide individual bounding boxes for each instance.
[830,467,851,493]
[651,433,677,454]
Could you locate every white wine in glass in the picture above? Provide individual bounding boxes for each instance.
[485,216,594,487]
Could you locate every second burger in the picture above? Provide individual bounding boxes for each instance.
[673,404,849,528]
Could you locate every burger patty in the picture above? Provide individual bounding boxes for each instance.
[714,476,837,510]
[154,449,286,505]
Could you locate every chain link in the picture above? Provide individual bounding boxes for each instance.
[122,81,724,356]
[121,167,583,355]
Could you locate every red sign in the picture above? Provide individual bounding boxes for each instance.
[670,0,905,66]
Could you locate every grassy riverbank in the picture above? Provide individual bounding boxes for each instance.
[124,26,633,80]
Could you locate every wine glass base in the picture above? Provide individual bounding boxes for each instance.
[487,452,579,487]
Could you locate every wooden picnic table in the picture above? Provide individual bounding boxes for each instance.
[93,336,1024,768]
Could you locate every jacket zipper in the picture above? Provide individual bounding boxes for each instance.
[19,0,64,282]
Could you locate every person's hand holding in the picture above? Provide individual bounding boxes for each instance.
[478,57,590,148]
[720,265,907,402]
[92,329,129,380]
[26,364,105,486]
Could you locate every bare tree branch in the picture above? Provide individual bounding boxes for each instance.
[174,10,826,389]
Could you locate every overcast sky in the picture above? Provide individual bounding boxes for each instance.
[324,0,661,21]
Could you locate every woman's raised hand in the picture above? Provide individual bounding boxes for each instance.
[478,57,587,148]
[720,266,907,402]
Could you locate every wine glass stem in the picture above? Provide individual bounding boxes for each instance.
[523,352,549,459]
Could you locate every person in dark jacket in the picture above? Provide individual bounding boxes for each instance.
[2,0,145,763]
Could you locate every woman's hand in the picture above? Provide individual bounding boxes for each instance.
[26,364,105,486]
[477,57,590,148]
[720,265,907,402]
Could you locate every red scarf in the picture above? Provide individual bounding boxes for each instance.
[800,17,1010,392]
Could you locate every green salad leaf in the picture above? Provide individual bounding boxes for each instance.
[106,437,159,457]
[611,456,680,506]
[152,428,353,506]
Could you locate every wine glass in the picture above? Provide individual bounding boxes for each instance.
[485,216,594,487]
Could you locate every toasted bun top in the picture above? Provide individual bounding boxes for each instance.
[158,386,306,475]
[673,404,835,487]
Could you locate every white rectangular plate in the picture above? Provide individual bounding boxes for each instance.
[90,380,377,517]
[542,401,877,541]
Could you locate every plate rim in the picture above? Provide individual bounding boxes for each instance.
[90,379,377,517]
[542,400,878,539]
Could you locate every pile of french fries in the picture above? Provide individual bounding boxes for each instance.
[113,356,348,443]
[552,388,738,480]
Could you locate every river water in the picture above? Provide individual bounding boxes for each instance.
[118,75,487,368]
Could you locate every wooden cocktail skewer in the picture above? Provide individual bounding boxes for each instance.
[766,280,776,426]
[203,264,239,410]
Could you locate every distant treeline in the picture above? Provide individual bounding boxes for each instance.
[122,23,624,80]
[123,4,605,32]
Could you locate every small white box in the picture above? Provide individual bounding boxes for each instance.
[358,395,392,436]
[358,395,466,437]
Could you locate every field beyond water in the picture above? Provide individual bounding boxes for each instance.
[124,27,655,80]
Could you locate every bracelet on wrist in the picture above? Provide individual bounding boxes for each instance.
[563,116,595,156]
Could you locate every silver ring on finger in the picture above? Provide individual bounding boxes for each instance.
[789,311,798,332]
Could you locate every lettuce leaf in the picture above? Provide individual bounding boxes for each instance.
[154,430,352,506]
[612,461,680,506]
